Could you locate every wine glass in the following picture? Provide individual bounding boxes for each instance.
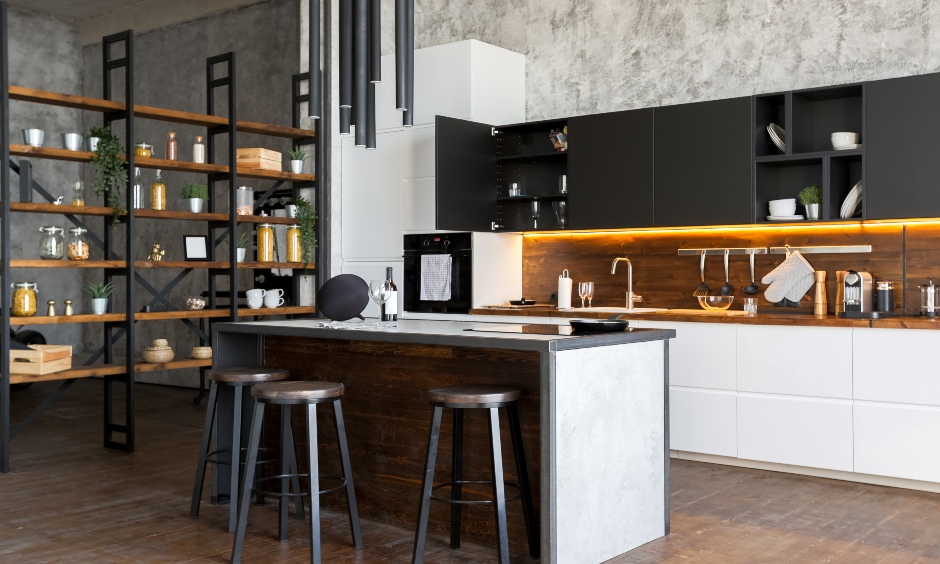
[531,201,540,229]
[368,280,391,320]
[578,281,594,308]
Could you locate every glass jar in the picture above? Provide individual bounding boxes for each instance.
[193,135,206,164]
[71,180,85,206]
[286,225,302,263]
[150,169,166,210]
[66,227,90,260]
[257,223,275,262]
[38,225,65,259]
[165,132,178,161]
[236,186,253,216]
[132,167,144,209]
[11,282,38,317]
[134,142,153,158]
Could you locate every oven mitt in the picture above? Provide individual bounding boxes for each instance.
[761,251,815,303]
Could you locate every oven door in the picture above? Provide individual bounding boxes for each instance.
[403,250,472,313]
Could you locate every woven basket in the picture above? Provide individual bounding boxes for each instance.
[151,339,169,348]
[191,346,213,360]
[142,346,174,364]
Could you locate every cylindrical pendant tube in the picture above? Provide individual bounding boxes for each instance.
[340,106,352,135]
[403,0,414,126]
[395,0,406,110]
[366,82,376,149]
[369,0,381,83]
[354,0,368,146]
[339,0,352,108]
[309,0,321,118]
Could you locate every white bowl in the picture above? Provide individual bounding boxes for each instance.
[831,132,858,148]
[768,198,796,216]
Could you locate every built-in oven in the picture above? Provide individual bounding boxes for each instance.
[403,233,472,314]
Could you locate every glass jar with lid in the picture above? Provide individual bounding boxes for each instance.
[11,282,38,317]
[286,225,302,263]
[134,142,153,158]
[150,169,166,210]
[236,186,254,216]
[66,227,90,260]
[257,223,275,262]
[38,225,65,259]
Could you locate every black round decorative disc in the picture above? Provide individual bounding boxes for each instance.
[317,274,369,321]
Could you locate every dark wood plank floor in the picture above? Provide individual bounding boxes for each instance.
[4,380,940,563]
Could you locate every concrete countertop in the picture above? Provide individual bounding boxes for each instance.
[214,318,676,352]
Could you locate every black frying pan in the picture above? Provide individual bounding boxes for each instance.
[569,319,629,333]
[317,274,369,321]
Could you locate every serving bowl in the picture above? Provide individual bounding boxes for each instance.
[697,295,734,311]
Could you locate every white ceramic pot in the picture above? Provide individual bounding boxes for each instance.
[805,203,820,220]
[186,198,205,213]
[290,160,304,174]
[91,298,108,315]
[236,248,247,262]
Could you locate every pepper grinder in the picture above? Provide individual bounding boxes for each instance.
[46,299,56,317]
[64,299,73,316]
[813,271,827,315]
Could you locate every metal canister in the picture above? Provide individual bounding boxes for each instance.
[921,279,939,317]
[256,223,275,262]
[875,280,895,312]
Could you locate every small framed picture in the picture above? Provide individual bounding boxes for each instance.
[184,236,208,261]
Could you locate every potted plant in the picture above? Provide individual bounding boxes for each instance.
[286,146,306,174]
[89,125,128,223]
[85,281,114,315]
[235,231,253,263]
[179,182,209,213]
[798,185,822,220]
[294,197,317,271]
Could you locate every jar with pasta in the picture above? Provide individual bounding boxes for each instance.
[150,169,166,210]
[66,227,90,260]
[134,142,153,158]
[236,186,253,216]
[257,223,275,262]
[286,225,302,263]
[38,225,65,259]
[11,282,38,317]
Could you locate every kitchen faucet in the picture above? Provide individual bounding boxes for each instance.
[611,257,642,310]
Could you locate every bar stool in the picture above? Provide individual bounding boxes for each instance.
[190,367,304,533]
[412,385,539,564]
[231,380,363,564]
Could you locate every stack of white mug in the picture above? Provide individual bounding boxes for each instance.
[246,288,285,309]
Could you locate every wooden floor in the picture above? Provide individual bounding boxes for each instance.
[4,381,940,563]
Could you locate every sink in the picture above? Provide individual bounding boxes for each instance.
[559,307,668,314]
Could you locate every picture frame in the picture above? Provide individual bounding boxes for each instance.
[184,235,209,261]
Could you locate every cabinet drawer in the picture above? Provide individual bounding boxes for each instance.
[854,402,940,483]
[854,328,940,406]
[670,387,736,457]
[738,394,853,472]
[639,321,736,390]
[737,325,852,399]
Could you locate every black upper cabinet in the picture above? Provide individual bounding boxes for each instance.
[567,109,654,229]
[867,73,940,220]
[654,97,752,227]
[436,116,496,231]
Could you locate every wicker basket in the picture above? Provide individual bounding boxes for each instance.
[142,346,174,364]
[151,339,169,348]
[191,346,213,360]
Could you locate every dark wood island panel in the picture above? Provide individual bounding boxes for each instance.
[263,336,542,554]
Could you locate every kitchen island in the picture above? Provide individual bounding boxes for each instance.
[212,319,674,563]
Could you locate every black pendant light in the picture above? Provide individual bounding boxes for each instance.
[309,0,320,119]
[353,0,368,147]
[369,0,381,83]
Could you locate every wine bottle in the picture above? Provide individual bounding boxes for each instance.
[385,266,398,322]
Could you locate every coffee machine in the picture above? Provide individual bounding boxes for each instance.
[839,270,873,317]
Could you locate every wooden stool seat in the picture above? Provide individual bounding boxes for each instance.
[427,385,521,407]
[208,367,290,384]
[252,381,345,403]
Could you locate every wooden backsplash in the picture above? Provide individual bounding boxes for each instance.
[522,223,940,315]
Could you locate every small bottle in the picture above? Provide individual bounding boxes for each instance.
[132,167,144,209]
[384,266,398,322]
[193,135,206,164]
[166,132,178,161]
[150,169,166,211]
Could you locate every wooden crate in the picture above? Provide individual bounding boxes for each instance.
[10,345,72,375]
[236,148,282,171]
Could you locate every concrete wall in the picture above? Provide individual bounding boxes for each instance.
[8,7,83,347]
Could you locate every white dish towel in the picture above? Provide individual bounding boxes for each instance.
[762,250,816,303]
[420,254,452,301]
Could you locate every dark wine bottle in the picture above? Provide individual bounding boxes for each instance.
[385,266,398,322]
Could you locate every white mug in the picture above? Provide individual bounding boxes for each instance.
[264,288,285,308]
[245,288,266,301]
[247,297,264,309]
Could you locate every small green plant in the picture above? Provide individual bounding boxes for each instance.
[84,281,114,299]
[179,182,208,200]
[294,197,317,270]
[286,146,307,161]
[235,231,253,249]
[89,126,128,223]
[798,185,822,206]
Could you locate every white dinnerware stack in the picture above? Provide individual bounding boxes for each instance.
[767,198,802,221]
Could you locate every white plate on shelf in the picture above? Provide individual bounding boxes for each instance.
[767,123,786,152]
[834,144,862,150]
[840,181,863,219]
[766,215,804,221]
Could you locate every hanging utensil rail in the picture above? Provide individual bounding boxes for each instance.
[768,245,872,255]
[678,247,768,256]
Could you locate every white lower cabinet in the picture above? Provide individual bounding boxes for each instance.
[854,328,940,406]
[670,387,737,457]
[854,402,940,483]
[737,393,853,472]
[639,321,736,390]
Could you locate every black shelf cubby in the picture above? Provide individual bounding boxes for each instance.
[755,158,823,221]
[791,84,864,154]
[754,93,787,157]
[829,154,864,220]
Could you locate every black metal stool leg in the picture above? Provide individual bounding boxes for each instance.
[508,404,540,558]
[228,385,243,533]
[284,409,306,520]
[306,404,322,564]
[190,381,219,518]
[450,408,463,549]
[488,408,510,564]
[412,406,443,564]
[333,399,363,548]
[279,404,291,541]
[230,402,265,564]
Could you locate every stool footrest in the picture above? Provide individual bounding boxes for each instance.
[251,474,349,497]
[430,480,523,505]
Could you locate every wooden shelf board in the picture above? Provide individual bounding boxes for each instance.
[9,313,126,325]
[135,358,213,372]
[237,167,316,182]
[10,202,113,216]
[134,156,227,175]
[11,358,213,384]
[134,104,227,128]
[135,309,229,320]
[237,121,315,139]
[237,306,316,316]
[10,259,124,268]
[11,144,92,162]
[237,215,298,225]
[134,260,228,269]
[10,85,123,112]
[134,209,229,222]
[238,262,315,270]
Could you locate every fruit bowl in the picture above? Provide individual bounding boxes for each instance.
[697,295,734,311]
